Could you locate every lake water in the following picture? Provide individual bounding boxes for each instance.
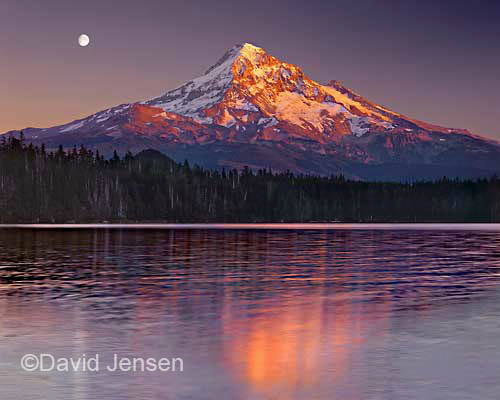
[1,225,500,399]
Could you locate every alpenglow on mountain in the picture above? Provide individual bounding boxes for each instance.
[6,43,500,180]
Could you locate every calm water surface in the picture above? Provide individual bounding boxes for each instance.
[1,226,500,399]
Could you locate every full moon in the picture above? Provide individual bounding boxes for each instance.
[78,34,90,47]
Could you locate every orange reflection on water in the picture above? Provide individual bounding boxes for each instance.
[223,289,391,399]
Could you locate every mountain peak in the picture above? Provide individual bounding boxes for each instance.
[232,42,264,54]
[145,43,396,134]
[35,42,479,147]
[145,43,276,124]
[7,43,499,181]
[237,42,265,58]
[204,43,265,75]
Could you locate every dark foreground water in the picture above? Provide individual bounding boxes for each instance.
[1,226,500,399]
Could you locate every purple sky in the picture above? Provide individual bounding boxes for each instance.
[2,0,500,138]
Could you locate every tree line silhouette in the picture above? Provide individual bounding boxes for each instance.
[1,133,500,223]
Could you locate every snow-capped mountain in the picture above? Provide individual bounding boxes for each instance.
[5,43,500,180]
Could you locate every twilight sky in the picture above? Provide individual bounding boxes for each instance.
[2,0,499,138]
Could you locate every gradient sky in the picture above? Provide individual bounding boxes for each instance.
[2,0,499,138]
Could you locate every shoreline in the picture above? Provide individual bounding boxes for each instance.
[2,223,500,230]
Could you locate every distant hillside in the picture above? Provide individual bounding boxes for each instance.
[2,136,500,223]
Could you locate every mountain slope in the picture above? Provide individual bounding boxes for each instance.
[4,43,500,180]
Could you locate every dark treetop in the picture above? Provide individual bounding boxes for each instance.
[1,134,499,223]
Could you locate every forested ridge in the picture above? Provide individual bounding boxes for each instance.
[1,134,500,223]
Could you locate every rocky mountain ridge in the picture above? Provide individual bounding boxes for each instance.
[4,43,500,180]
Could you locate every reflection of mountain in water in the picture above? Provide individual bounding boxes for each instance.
[1,228,500,398]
